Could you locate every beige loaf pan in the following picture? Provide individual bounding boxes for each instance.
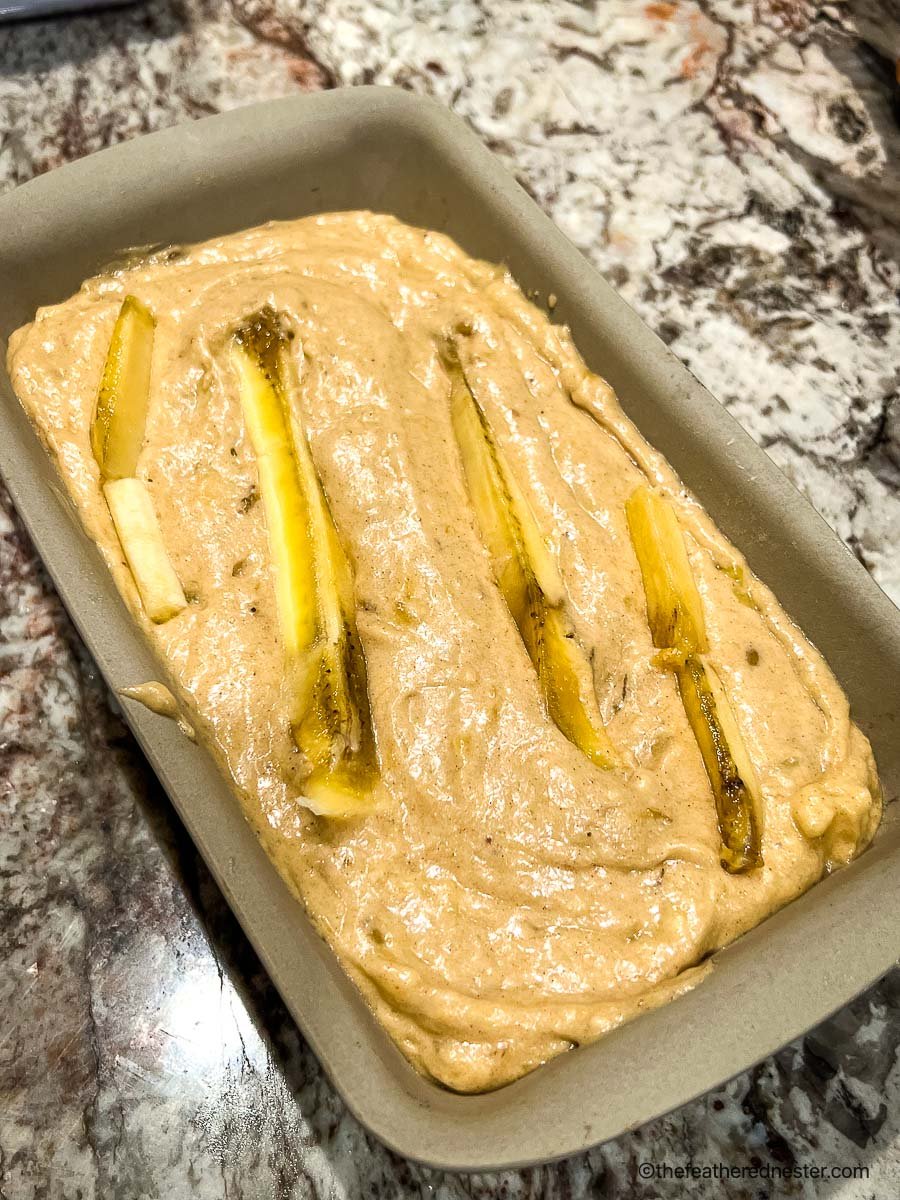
[0,89,897,1171]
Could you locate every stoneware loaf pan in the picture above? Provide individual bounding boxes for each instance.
[0,88,897,1172]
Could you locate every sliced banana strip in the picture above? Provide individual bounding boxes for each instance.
[446,339,617,771]
[626,485,762,872]
[229,308,378,817]
[91,296,186,625]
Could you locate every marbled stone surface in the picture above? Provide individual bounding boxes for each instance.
[0,2,898,1197]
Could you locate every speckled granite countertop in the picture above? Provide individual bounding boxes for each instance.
[1,1,899,1196]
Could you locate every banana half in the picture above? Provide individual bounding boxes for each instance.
[229,308,378,817]
[625,485,762,872]
[91,296,187,625]
[446,340,617,771]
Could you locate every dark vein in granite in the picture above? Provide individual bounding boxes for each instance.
[230,0,336,89]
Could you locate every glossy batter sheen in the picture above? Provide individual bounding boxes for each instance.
[8,213,881,1093]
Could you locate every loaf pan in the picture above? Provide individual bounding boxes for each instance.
[0,88,897,1172]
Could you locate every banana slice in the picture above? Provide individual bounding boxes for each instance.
[229,309,378,816]
[91,296,156,480]
[103,478,187,624]
[677,656,762,873]
[446,343,617,770]
[626,484,761,871]
[229,317,318,666]
[625,485,707,658]
[91,296,186,624]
